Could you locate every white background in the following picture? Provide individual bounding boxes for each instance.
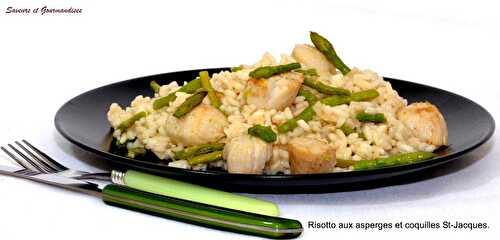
[0,0,499,239]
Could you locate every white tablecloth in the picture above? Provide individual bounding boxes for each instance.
[1,1,498,239]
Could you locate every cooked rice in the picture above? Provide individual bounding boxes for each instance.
[107,53,438,174]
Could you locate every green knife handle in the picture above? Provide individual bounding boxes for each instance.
[102,185,302,239]
[121,170,280,217]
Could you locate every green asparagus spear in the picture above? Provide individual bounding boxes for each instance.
[356,112,386,123]
[320,95,351,106]
[303,76,351,95]
[153,94,176,110]
[277,105,316,133]
[188,151,224,165]
[335,159,357,168]
[115,138,131,149]
[249,63,301,79]
[248,125,277,143]
[337,152,435,170]
[173,91,207,118]
[349,89,379,102]
[320,89,379,106]
[150,80,161,94]
[178,78,203,93]
[230,66,243,72]
[199,71,222,109]
[339,124,356,136]
[153,78,202,110]
[294,68,318,77]
[174,143,225,160]
[310,31,351,75]
[298,88,318,105]
[116,111,147,132]
[127,147,146,158]
[277,86,323,134]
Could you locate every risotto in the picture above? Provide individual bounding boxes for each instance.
[107,32,448,174]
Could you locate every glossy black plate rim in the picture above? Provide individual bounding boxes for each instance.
[54,68,495,190]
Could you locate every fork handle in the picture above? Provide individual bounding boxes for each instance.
[101,184,302,239]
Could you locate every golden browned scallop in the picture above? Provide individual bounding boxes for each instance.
[165,103,228,146]
[244,72,303,110]
[223,134,272,174]
[287,137,336,174]
[291,44,337,77]
[397,102,448,146]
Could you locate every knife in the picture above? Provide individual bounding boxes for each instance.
[0,165,303,239]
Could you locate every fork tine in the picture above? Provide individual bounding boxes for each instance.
[8,144,48,173]
[1,146,32,169]
[15,141,58,173]
[14,168,38,176]
[22,140,68,171]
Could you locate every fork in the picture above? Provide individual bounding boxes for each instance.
[1,140,110,181]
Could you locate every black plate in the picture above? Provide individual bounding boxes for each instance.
[55,68,495,193]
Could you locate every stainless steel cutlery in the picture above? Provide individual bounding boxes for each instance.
[0,140,303,239]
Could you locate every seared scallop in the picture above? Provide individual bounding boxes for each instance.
[165,104,228,146]
[397,102,448,146]
[291,44,337,77]
[287,137,336,174]
[244,72,303,110]
[223,134,272,174]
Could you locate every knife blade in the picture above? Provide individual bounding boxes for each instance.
[0,165,303,239]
